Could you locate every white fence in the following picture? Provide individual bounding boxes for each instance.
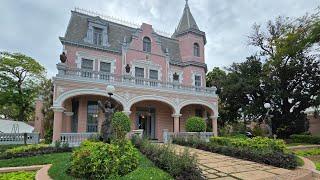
[60,133,98,147]
[0,133,40,145]
[162,129,213,144]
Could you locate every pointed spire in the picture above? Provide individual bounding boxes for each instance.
[173,0,199,36]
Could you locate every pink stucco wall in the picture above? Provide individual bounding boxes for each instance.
[62,22,207,87]
[177,33,204,63]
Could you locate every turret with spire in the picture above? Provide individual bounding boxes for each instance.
[172,0,206,44]
[173,0,206,64]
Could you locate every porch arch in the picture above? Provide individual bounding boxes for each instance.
[177,99,217,116]
[127,95,178,114]
[53,88,127,108]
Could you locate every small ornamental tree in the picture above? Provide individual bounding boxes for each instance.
[185,116,206,132]
[111,112,131,140]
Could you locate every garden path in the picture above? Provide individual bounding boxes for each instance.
[172,144,313,180]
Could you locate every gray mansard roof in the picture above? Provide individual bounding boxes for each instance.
[60,10,207,71]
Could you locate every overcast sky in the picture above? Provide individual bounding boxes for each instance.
[0,0,319,77]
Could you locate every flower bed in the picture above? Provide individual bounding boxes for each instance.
[132,137,204,180]
[173,136,298,169]
[0,144,72,159]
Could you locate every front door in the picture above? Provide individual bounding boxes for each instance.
[136,107,156,139]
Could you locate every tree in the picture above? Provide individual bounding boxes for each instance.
[206,57,265,126]
[249,13,320,137]
[40,79,54,143]
[0,52,45,121]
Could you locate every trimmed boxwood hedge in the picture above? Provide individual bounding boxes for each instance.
[185,116,206,132]
[173,136,298,169]
[0,144,71,159]
[290,134,320,144]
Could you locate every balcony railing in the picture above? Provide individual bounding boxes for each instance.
[56,64,217,96]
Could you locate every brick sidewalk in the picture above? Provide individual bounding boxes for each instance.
[172,145,312,180]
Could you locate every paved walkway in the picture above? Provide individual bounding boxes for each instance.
[172,145,312,180]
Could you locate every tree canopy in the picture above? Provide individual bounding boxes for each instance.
[207,11,320,137]
[0,52,45,122]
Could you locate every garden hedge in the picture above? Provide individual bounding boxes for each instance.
[173,136,297,169]
[0,144,72,159]
[290,134,320,144]
[132,137,204,180]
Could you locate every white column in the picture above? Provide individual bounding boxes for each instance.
[172,114,182,133]
[122,110,131,116]
[211,115,218,136]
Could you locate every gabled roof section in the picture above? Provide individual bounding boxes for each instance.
[175,0,199,33]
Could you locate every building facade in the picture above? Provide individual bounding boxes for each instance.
[37,2,218,142]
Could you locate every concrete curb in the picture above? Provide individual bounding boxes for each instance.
[0,164,52,180]
[0,165,45,173]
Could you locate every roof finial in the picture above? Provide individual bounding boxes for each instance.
[185,0,189,7]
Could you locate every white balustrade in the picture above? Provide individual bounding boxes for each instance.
[60,133,98,147]
[163,131,214,144]
[0,133,40,145]
[56,65,217,97]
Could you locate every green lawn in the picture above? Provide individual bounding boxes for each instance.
[0,171,36,180]
[295,148,320,171]
[0,150,172,180]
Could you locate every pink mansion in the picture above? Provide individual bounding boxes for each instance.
[35,1,218,142]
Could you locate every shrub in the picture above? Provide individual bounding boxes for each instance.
[173,136,297,169]
[132,137,203,180]
[112,112,131,140]
[69,140,138,179]
[185,116,206,132]
[290,134,320,144]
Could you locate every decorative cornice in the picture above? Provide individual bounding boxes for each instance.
[60,37,121,55]
[170,60,207,72]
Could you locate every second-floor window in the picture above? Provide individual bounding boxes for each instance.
[143,37,151,53]
[135,67,144,85]
[93,27,103,46]
[81,59,93,78]
[193,43,200,57]
[149,69,158,86]
[100,62,111,80]
[195,75,201,87]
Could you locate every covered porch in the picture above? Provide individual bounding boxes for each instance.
[51,88,218,145]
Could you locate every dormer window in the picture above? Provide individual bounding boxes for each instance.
[193,43,200,57]
[93,27,103,45]
[84,18,108,46]
[143,37,151,53]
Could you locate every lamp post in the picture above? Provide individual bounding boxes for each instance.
[263,102,273,137]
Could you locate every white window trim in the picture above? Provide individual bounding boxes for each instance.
[131,60,162,80]
[192,71,203,87]
[76,51,116,73]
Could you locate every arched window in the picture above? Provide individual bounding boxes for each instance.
[193,43,200,57]
[143,37,151,52]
